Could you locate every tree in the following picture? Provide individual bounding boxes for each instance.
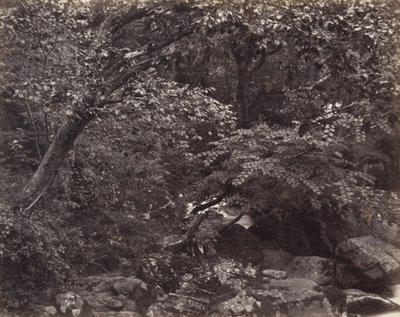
[1,0,400,307]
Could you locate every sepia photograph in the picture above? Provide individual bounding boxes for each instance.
[1,0,400,316]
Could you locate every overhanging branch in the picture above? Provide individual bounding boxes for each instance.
[191,184,233,214]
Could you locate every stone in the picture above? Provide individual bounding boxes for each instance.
[112,278,143,295]
[216,278,335,317]
[144,255,336,317]
[321,285,346,315]
[214,290,260,315]
[370,219,400,247]
[345,288,400,315]
[80,300,94,317]
[335,236,400,289]
[264,278,335,317]
[85,292,124,311]
[262,248,293,270]
[72,275,125,293]
[123,299,138,311]
[215,224,263,265]
[147,293,208,317]
[44,306,57,316]
[261,269,287,279]
[55,292,83,314]
[285,256,334,285]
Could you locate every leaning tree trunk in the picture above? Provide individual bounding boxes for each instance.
[19,109,95,210]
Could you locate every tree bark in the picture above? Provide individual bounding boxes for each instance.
[232,43,282,128]
[20,109,95,209]
[236,68,251,128]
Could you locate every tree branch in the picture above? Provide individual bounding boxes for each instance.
[111,7,153,34]
[218,210,248,232]
[190,184,232,214]
[250,43,283,74]
[164,209,212,252]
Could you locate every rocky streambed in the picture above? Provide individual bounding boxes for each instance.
[4,229,400,317]
[3,212,400,317]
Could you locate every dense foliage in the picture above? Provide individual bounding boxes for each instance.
[0,0,399,309]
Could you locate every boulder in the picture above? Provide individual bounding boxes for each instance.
[215,224,263,265]
[320,285,346,315]
[250,278,335,317]
[43,306,57,316]
[85,292,124,311]
[148,258,336,317]
[112,278,143,295]
[72,275,126,294]
[370,219,400,248]
[285,256,334,286]
[335,236,400,289]
[324,213,400,250]
[345,288,400,315]
[262,249,293,270]
[55,292,83,314]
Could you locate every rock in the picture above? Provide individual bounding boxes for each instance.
[261,269,287,279]
[80,300,94,317]
[146,255,336,317]
[72,309,81,317]
[212,290,261,316]
[147,293,208,317]
[213,278,335,317]
[345,288,400,315]
[85,292,124,311]
[213,258,257,289]
[332,212,400,249]
[44,306,57,316]
[321,285,346,315]
[335,236,400,289]
[123,300,138,311]
[370,219,400,248]
[55,292,83,314]
[140,253,189,292]
[112,278,143,295]
[72,275,126,293]
[215,224,263,265]
[262,248,293,270]
[334,263,363,289]
[285,256,334,285]
[264,278,335,317]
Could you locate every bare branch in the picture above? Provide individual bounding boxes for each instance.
[164,210,212,252]
[191,184,232,214]
[218,210,248,232]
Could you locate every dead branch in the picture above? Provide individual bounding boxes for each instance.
[191,184,232,214]
[218,210,248,232]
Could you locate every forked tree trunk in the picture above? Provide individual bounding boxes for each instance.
[20,109,95,209]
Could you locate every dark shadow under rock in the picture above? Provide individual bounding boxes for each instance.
[215,224,263,265]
